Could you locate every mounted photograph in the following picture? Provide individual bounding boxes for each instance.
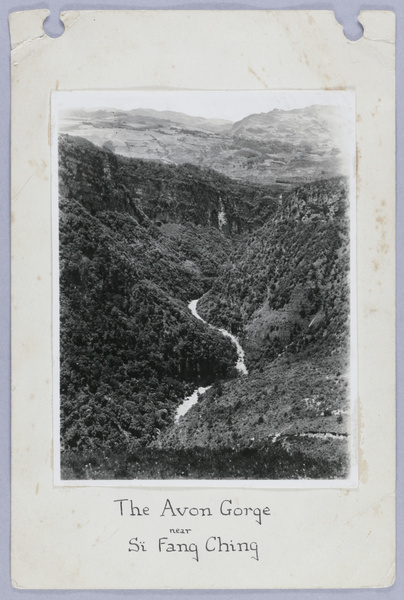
[52,91,356,485]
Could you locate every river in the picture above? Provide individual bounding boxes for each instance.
[188,299,248,375]
[175,298,248,423]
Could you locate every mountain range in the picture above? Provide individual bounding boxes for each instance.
[59,104,352,186]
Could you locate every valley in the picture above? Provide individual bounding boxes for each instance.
[59,104,351,187]
[58,103,353,481]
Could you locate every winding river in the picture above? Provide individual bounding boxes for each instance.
[188,299,248,376]
[175,298,248,423]
[174,301,347,444]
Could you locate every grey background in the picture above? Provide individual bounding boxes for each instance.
[0,0,401,597]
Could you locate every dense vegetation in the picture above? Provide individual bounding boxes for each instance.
[59,135,281,235]
[157,350,349,479]
[59,141,240,456]
[62,440,348,480]
[197,178,350,369]
[59,135,351,480]
[157,177,351,478]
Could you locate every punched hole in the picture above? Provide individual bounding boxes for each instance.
[43,14,65,39]
[334,10,364,41]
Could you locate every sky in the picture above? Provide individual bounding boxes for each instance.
[53,90,355,123]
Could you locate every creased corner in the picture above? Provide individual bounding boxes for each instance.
[380,558,396,588]
[60,10,81,31]
[9,9,50,50]
[9,9,51,67]
[358,11,396,45]
[11,33,47,55]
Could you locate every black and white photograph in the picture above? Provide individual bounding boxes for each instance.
[52,91,356,485]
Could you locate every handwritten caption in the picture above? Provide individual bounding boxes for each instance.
[114,497,271,562]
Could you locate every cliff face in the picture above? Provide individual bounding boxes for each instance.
[197,177,350,369]
[59,135,280,235]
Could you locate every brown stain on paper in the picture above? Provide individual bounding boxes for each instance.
[307,13,315,26]
[371,98,382,118]
[356,145,362,190]
[302,52,310,68]
[358,398,368,484]
[28,158,49,181]
[370,202,390,274]
[372,259,380,272]
[248,66,268,89]
[364,305,377,318]
[375,204,389,256]
[324,85,348,91]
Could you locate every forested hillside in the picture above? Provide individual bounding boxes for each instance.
[59,135,280,235]
[59,138,240,457]
[59,134,351,480]
[197,178,350,369]
[157,178,351,478]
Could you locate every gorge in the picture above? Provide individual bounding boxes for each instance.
[58,104,352,481]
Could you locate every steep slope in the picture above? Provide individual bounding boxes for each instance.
[157,352,350,479]
[156,177,351,479]
[59,135,352,480]
[59,134,280,235]
[58,138,241,462]
[197,177,350,368]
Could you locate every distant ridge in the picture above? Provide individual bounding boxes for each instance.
[59,103,352,187]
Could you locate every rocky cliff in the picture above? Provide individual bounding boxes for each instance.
[59,135,280,236]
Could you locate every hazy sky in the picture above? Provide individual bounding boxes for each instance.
[54,90,354,123]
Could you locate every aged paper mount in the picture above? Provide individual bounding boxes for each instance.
[10,10,395,589]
